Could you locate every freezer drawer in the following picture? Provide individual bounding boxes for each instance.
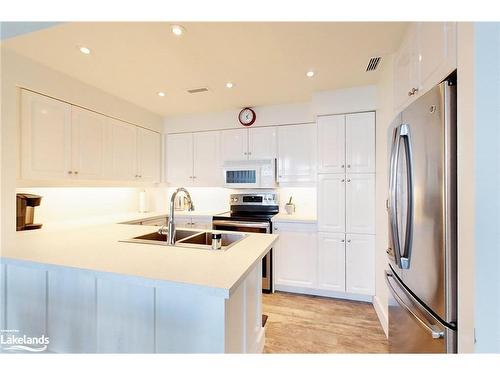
[386,269,456,353]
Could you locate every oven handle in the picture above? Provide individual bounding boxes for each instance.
[212,220,270,229]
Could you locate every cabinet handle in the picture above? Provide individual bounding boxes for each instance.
[341,164,345,168]
[341,179,345,182]
[347,239,351,243]
[74,171,78,175]
[341,239,345,243]
[244,152,248,155]
[347,178,351,182]
[347,164,351,168]
[68,171,73,174]
[248,152,252,155]
[408,87,419,96]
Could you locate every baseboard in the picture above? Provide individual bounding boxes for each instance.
[372,295,388,338]
[274,284,373,303]
[256,327,265,354]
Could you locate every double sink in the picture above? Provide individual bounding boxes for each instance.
[121,229,246,251]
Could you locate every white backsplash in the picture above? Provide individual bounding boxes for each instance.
[277,187,317,215]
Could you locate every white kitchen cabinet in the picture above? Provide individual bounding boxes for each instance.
[248,127,277,160]
[346,174,375,234]
[175,216,212,230]
[71,106,112,180]
[221,129,248,161]
[193,131,221,186]
[273,222,318,289]
[345,234,375,296]
[167,133,194,186]
[277,123,316,184]
[317,114,345,173]
[110,118,138,181]
[345,112,375,173]
[317,232,346,292]
[394,22,457,111]
[137,127,161,183]
[21,90,72,180]
[318,174,346,233]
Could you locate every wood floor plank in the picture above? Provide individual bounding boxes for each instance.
[262,292,388,353]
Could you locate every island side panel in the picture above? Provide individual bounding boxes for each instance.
[155,286,225,353]
[47,268,97,353]
[224,260,264,353]
[96,278,155,353]
[0,263,5,332]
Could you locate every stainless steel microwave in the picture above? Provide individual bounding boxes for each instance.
[223,159,277,188]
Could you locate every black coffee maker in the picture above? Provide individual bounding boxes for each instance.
[16,193,43,231]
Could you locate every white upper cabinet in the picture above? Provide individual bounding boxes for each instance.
[21,90,72,180]
[317,232,346,292]
[345,174,375,234]
[220,129,248,161]
[317,115,345,174]
[71,106,111,180]
[20,90,162,184]
[167,133,194,187]
[394,22,457,111]
[193,131,221,186]
[110,119,138,181]
[345,112,375,173]
[248,127,277,160]
[137,127,161,183]
[318,174,345,233]
[277,123,316,184]
[345,234,375,295]
[418,22,457,91]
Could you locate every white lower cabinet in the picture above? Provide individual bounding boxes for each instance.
[345,234,375,296]
[175,216,212,230]
[274,223,318,289]
[317,232,346,292]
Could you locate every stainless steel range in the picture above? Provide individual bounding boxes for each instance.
[212,192,279,293]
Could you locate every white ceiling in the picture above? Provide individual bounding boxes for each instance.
[3,22,408,116]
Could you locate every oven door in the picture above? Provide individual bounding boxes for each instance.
[212,220,273,293]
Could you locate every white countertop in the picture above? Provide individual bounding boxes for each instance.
[272,212,317,223]
[1,212,277,298]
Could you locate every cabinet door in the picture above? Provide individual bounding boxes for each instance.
[71,106,111,180]
[393,24,419,110]
[189,217,212,230]
[317,232,346,292]
[21,90,72,180]
[345,112,375,173]
[166,133,194,186]
[346,174,375,234]
[274,223,318,289]
[277,123,317,184]
[317,115,345,173]
[193,131,221,187]
[174,217,192,228]
[318,174,345,233]
[418,22,457,93]
[248,127,277,160]
[220,129,248,161]
[138,128,161,183]
[346,234,375,295]
[109,119,138,180]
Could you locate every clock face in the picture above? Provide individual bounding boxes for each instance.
[239,108,256,126]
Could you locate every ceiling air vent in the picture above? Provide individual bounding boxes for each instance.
[187,87,209,94]
[366,57,381,72]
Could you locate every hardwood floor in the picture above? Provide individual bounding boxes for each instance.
[262,292,388,353]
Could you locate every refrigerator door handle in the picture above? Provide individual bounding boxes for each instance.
[388,128,403,268]
[385,270,445,339]
[399,124,414,269]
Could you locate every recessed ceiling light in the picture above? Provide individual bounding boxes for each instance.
[157,92,166,97]
[226,82,234,88]
[306,70,315,78]
[79,46,91,55]
[171,25,185,36]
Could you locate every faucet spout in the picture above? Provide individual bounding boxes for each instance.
[165,187,195,245]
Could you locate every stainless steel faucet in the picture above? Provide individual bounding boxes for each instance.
[160,187,195,245]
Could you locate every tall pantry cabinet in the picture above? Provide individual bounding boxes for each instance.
[317,111,375,297]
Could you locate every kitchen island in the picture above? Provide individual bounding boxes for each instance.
[0,215,277,353]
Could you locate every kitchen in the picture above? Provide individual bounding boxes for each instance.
[0,14,499,362]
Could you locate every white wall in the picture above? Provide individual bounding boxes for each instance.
[1,49,165,251]
[312,85,377,115]
[373,56,395,337]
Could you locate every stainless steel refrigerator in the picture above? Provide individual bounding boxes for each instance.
[385,76,457,353]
